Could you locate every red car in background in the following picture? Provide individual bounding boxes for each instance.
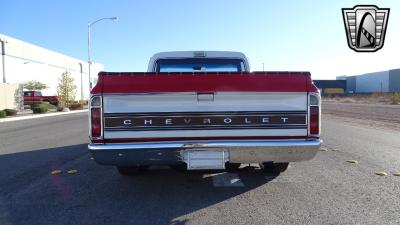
[23,91,59,105]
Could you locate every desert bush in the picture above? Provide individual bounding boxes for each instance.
[68,103,84,110]
[23,80,48,91]
[341,98,356,103]
[57,106,65,112]
[0,110,6,118]
[42,102,56,110]
[79,100,88,106]
[31,105,48,114]
[390,93,400,105]
[31,103,56,110]
[57,71,77,107]
[370,92,383,98]
[4,109,17,116]
[333,96,341,102]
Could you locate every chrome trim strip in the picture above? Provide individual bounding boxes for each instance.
[104,112,308,116]
[88,139,321,151]
[104,126,308,131]
[101,91,308,96]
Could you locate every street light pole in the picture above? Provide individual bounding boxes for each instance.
[87,25,91,89]
[79,62,83,101]
[0,39,6,83]
[87,17,118,90]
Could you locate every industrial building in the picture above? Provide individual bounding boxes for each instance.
[337,69,400,93]
[0,34,104,100]
[313,80,347,95]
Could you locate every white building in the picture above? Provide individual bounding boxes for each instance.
[337,69,400,93]
[0,34,104,100]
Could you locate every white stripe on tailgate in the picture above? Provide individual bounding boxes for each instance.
[103,92,307,113]
[103,129,307,139]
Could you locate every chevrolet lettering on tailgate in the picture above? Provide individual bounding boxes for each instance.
[104,112,307,130]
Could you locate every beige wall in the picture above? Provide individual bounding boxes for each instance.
[0,83,18,110]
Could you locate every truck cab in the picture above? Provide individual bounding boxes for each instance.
[24,91,44,105]
[147,51,250,72]
[23,91,59,106]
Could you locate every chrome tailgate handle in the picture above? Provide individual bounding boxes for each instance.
[197,93,214,102]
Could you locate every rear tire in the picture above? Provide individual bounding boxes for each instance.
[169,163,187,171]
[225,162,241,172]
[117,166,148,175]
[260,162,289,173]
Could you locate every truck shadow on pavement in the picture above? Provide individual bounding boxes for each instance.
[0,144,279,225]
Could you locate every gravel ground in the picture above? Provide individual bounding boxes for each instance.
[322,101,400,131]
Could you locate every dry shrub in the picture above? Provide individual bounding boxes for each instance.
[341,98,356,103]
[69,103,84,110]
[79,100,88,106]
[390,93,400,105]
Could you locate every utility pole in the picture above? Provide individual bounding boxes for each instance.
[79,63,83,101]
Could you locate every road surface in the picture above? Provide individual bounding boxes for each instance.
[0,112,399,225]
[323,101,400,131]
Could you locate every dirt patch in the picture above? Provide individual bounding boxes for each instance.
[324,93,400,105]
[322,101,400,131]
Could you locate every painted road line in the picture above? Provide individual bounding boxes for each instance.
[0,109,88,123]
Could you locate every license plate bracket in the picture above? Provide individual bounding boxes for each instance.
[183,149,229,170]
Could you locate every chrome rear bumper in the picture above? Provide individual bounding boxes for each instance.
[88,139,321,165]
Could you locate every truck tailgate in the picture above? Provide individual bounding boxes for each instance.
[91,72,316,141]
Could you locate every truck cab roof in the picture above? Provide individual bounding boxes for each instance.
[147,51,250,72]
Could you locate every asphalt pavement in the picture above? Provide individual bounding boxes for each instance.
[0,112,399,225]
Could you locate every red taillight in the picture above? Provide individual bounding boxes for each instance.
[309,106,319,135]
[91,108,101,138]
[309,93,320,137]
[90,95,102,139]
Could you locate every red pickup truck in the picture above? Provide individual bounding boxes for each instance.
[23,91,59,105]
[88,51,321,175]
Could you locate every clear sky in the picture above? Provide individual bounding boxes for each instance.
[1,0,399,79]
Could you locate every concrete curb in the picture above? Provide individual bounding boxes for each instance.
[0,109,88,123]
